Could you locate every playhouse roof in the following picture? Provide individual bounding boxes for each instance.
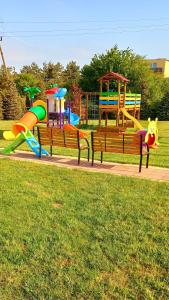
[98,72,129,83]
[45,87,59,95]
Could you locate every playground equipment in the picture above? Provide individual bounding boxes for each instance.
[2,85,84,156]
[70,84,100,125]
[98,72,142,128]
[120,107,143,130]
[145,118,159,148]
[1,77,158,158]
[97,72,160,148]
[24,86,41,107]
[46,86,65,127]
[46,86,80,128]
[70,75,142,128]
[2,100,49,156]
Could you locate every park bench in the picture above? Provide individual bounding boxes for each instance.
[91,131,149,172]
[37,126,90,164]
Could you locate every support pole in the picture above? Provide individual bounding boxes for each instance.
[123,82,127,126]
[0,43,9,79]
[79,95,82,127]
[107,80,110,93]
[86,94,88,125]
[117,81,121,127]
[100,80,103,94]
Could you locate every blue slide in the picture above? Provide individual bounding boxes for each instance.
[64,108,80,126]
[22,131,49,157]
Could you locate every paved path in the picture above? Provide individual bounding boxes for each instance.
[0,151,169,182]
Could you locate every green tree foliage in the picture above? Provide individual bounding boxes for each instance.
[42,62,64,86]
[0,45,168,120]
[2,79,24,120]
[158,92,169,120]
[14,72,46,104]
[0,92,3,119]
[80,45,169,119]
[0,67,25,119]
[156,78,169,120]
[80,45,152,92]
[20,62,43,78]
[14,73,42,96]
[63,61,80,88]
[141,77,169,119]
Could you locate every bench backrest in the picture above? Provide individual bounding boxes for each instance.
[64,130,80,149]
[96,126,125,133]
[38,126,80,149]
[37,127,52,145]
[52,128,65,147]
[91,132,143,155]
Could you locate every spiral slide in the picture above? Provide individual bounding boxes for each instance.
[120,107,144,130]
[69,111,80,126]
[64,108,80,126]
[1,101,49,157]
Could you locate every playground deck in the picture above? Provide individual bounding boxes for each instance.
[1,150,169,182]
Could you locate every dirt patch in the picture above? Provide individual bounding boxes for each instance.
[52,202,63,209]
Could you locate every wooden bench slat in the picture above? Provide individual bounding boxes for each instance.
[38,127,89,164]
[105,148,124,153]
[91,131,149,172]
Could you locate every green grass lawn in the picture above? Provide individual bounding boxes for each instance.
[0,120,169,168]
[0,159,169,299]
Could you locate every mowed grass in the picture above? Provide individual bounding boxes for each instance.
[0,120,169,168]
[0,159,169,299]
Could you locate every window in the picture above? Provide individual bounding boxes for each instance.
[151,63,157,69]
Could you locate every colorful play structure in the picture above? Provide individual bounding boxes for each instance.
[98,72,142,128]
[24,86,41,107]
[145,117,159,149]
[70,72,159,148]
[1,71,159,158]
[97,72,159,148]
[1,85,83,156]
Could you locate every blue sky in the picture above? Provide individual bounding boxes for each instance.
[0,0,169,70]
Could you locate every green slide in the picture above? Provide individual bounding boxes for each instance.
[1,133,25,155]
[1,130,49,157]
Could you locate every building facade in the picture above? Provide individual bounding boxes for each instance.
[147,58,169,78]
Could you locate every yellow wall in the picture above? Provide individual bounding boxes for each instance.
[147,59,169,78]
[164,60,169,77]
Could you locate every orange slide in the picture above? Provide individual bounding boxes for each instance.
[63,124,87,139]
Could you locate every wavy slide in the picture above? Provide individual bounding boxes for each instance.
[120,107,143,130]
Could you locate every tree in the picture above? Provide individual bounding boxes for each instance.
[14,72,46,103]
[0,92,3,119]
[80,45,152,92]
[63,61,80,88]
[14,73,41,96]
[43,62,64,86]
[0,67,25,119]
[158,92,169,120]
[156,78,169,120]
[2,79,24,120]
[20,62,43,78]
[80,45,169,119]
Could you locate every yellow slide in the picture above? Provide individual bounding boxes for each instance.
[120,107,143,130]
